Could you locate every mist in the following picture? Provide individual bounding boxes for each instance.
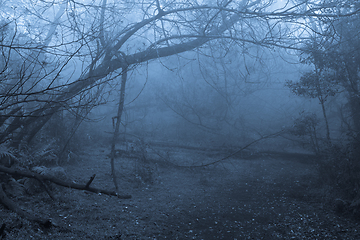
[1,0,359,239]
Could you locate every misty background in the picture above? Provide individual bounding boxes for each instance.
[1,1,360,237]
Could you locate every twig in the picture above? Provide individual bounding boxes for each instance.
[85,174,96,189]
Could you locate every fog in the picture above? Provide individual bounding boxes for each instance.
[1,1,359,239]
[85,47,337,152]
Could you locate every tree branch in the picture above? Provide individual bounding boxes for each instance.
[190,130,285,168]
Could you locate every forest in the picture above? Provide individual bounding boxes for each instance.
[0,0,360,239]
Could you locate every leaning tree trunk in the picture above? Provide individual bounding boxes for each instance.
[9,6,247,146]
[10,62,110,147]
[110,67,128,191]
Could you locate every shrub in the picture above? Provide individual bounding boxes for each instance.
[318,143,360,214]
[289,112,324,154]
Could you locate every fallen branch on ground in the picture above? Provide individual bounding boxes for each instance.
[0,166,131,199]
[190,130,286,168]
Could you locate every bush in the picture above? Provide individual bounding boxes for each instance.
[318,143,360,214]
[289,112,325,154]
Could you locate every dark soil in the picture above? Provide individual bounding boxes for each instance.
[1,144,360,239]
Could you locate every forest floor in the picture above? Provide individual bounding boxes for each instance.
[1,142,360,239]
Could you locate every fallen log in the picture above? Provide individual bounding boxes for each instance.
[0,166,131,199]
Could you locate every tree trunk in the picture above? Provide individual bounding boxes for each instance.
[319,97,331,144]
[349,95,360,139]
[110,67,128,191]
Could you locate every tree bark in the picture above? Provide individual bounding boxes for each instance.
[110,67,128,191]
[349,95,360,139]
[319,97,331,144]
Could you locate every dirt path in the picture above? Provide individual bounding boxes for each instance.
[1,145,360,239]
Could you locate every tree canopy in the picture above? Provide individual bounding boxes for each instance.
[0,0,359,145]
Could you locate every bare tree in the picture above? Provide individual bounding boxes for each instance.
[5,0,356,143]
[0,0,359,191]
[289,0,360,140]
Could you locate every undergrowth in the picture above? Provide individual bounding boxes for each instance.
[317,142,360,216]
